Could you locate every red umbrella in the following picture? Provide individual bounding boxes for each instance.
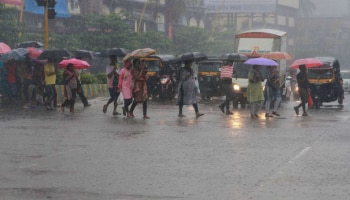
[290,58,323,69]
[0,42,11,54]
[26,47,43,59]
[58,58,90,69]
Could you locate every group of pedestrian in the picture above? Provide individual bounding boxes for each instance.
[102,56,150,119]
[0,57,90,113]
[218,60,310,119]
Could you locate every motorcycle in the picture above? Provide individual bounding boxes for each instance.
[158,73,176,101]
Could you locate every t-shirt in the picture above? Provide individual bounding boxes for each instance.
[5,63,16,83]
[220,65,234,79]
[44,62,56,85]
[106,64,117,88]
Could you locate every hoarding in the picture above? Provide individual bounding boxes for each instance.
[0,0,22,6]
[24,0,71,18]
[205,0,277,13]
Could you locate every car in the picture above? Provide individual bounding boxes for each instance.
[341,70,350,93]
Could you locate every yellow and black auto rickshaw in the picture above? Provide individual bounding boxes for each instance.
[197,57,223,100]
[308,57,344,109]
[141,54,178,100]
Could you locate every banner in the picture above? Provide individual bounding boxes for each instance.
[24,0,71,18]
[0,0,22,6]
[204,0,277,13]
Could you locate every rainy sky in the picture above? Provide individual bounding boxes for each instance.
[309,0,349,17]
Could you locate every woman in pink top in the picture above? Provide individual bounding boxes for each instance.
[118,59,133,118]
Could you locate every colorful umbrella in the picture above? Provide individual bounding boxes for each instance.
[0,48,29,62]
[178,52,208,62]
[262,51,292,60]
[26,47,43,59]
[123,48,156,61]
[0,42,11,54]
[244,57,278,66]
[289,58,323,69]
[58,58,90,69]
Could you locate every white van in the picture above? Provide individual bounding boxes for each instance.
[340,70,350,93]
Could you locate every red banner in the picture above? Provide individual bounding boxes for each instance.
[0,0,22,6]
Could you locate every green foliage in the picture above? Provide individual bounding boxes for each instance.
[56,69,64,85]
[95,73,107,84]
[173,26,211,53]
[0,4,22,46]
[81,73,96,84]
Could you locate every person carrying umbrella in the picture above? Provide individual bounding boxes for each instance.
[61,63,78,113]
[129,59,150,119]
[177,60,204,118]
[294,64,310,116]
[218,60,234,115]
[247,65,265,119]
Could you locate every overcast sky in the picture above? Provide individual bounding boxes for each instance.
[310,0,349,17]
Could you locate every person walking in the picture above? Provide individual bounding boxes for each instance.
[247,65,264,119]
[177,60,204,118]
[43,58,57,110]
[103,56,121,115]
[264,66,282,118]
[75,69,90,107]
[129,59,150,119]
[5,59,19,102]
[218,60,234,115]
[294,64,310,116]
[61,64,78,113]
[118,59,133,118]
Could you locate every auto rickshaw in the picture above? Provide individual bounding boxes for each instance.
[197,57,223,100]
[308,57,344,109]
[141,54,177,100]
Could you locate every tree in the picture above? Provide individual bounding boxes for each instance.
[0,4,22,47]
[77,0,102,15]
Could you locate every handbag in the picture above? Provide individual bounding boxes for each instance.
[308,94,313,108]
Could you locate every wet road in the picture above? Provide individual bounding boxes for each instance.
[1,95,350,200]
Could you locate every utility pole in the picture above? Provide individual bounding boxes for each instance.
[35,0,56,49]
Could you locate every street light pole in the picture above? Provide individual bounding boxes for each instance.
[44,0,49,49]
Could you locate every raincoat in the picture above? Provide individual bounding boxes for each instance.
[247,68,264,103]
[118,66,133,99]
[177,66,198,105]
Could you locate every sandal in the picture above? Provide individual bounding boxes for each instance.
[103,105,107,113]
[113,112,121,115]
[196,113,204,118]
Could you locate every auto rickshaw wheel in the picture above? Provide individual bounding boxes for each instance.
[315,101,321,109]
[338,97,343,105]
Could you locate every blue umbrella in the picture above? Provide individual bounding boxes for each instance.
[0,48,29,62]
[244,57,278,66]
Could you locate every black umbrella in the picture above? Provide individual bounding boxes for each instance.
[74,50,97,59]
[219,53,248,61]
[37,49,72,60]
[100,48,129,57]
[178,52,208,62]
[16,41,44,48]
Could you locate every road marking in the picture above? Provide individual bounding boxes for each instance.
[288,147,312,164]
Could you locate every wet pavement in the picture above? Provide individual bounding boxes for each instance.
[1,95,350,200]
